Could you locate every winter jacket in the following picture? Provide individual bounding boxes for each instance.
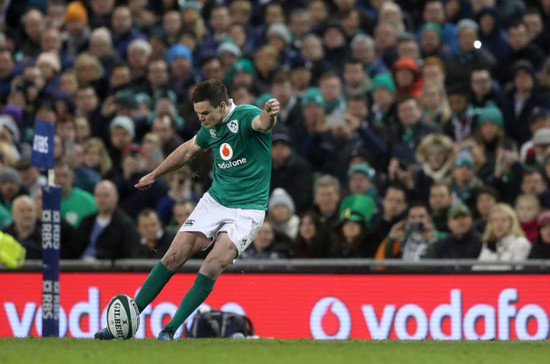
[474,233,531,270]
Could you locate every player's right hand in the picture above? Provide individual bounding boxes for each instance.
[135,173,156,190]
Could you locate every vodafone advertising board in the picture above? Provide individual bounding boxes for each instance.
[1,273,549,340]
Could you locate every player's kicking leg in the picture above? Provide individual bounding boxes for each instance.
[157,232,238,340]
[94,231,210,340]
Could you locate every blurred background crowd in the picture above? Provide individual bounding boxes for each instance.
[1,0,550,268]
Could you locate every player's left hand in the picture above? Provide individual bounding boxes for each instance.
[265,99,280,118]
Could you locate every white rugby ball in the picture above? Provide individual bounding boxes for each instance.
[106,294,140,340]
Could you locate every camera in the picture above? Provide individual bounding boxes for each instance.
[404,222,423,233]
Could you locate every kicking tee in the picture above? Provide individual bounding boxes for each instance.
[195,101,271,210]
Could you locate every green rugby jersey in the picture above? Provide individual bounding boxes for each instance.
[195,102,271,210]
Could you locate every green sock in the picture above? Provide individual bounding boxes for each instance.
[164,273,215,332]
[134,262,175,312]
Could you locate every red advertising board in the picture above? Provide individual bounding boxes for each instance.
[1,273,549,340]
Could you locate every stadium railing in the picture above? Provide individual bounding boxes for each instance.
[3,259,550,273]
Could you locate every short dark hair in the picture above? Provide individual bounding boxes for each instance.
[385,182,409,204]
[137,208,160,222]
[191,79,229,107]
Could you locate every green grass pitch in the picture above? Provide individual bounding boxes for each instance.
[1,338,549,364]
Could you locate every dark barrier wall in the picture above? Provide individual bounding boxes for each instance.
[1,272,549,340]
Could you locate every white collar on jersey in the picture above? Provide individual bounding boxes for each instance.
[222,99,236,123]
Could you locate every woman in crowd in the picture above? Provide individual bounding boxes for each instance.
[476,203,531,270]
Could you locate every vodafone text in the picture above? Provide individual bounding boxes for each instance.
[310,288,549,340]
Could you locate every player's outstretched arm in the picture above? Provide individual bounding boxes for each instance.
[135,137,203,190]
[252,98,279,133]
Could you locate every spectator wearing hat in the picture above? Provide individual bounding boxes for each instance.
[419,23,448,60]
[266,22,299,69]
[347,163,380,206]
[114,144,169,221]
[216,39,242,75]
[519,108,550,164]
[77,180,140,261]
[36,52,61,94]
[108,115,135,171]
[14,156,46,198]
[473,186,499,234]
[475,203,531,271]
[475,106,516,170]
[225,58,257,93]
[63,1,90,59]
[445,18,496,92]
[450,148,482,208]
[54,159,97,228]
[420,0,458,54]
[321,20,350,72]
[167,43,202,100]
[331,194,377,258]
[369,73,397,126]
[429,203,482,260]
[501,60,550,146]
[529,211,550,259]
[497,21,546,86]
[270,128,314,214]
[475,7,510,61]
[0,167,27,213]
[111,6,146,60]
[376,201,444,262]
[267,188,300,241]
[289,56,313,95]
[389,96,441,151]
[392,57,423,99]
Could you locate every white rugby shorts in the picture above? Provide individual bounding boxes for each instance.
[179,192,265,256]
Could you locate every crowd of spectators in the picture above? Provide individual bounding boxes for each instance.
[1,0,550,269]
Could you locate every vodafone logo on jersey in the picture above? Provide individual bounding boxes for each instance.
[310,297,351,339]
[220,143,233,161]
